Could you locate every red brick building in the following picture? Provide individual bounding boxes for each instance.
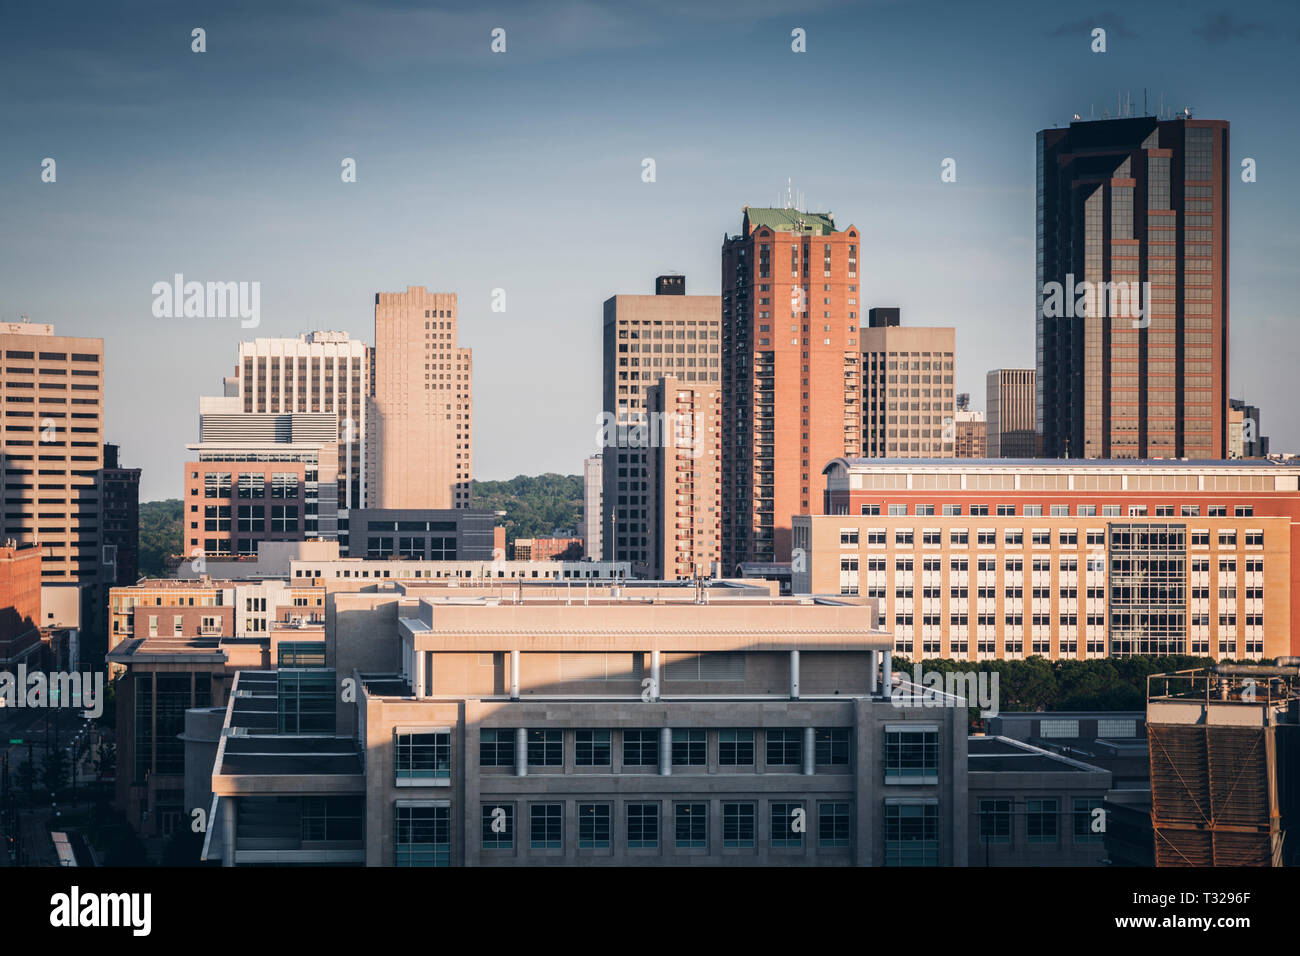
[0,543,42,665]
[721,206,864,566]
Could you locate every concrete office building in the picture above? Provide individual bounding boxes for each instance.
[582,455,602,560]
[986,369,1037,458]
[794,457,1300,660]
[1037,117,1230,459]
[201,583,970,867]
[226,332,368,511]
[183,429,338,558]
[0,322,104,584]
[721,208,864,565]
[369,288,472,510]
[968,736,1112,866]
[860,311,956,459]
[341,508,495,561]
[646,377,721,579]
[602,278,720,569]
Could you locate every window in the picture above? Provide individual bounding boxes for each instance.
[395,804,450,866]
[526,729,563,766]
[1039,719,1079,738]
[575,729,611,766]
[481,804,513,849]
[1073,798,1103,844]
[480,729,515,767]
[766,728,802,766]
[884,803,938,866]
[671,729,706,766]
[271,504,298,532]
[578,803,611,848]
[815,728,850,765]
[675,802,707,848]
[719,729,754,766]
[819,802,851,847]
[1027,799,1058,844]
[979,799,1011,844]
[530,803,563,849]
[623,729,659,767]
[722,802,755,847]
[395,730,450,781]
[883,726,938,782]
[771,802,804,847]
[1097,718,1137,738]
[627,803,659,848]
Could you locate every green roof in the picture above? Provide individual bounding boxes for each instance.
[743,206,837,236]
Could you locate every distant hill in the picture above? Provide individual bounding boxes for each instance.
[139,499,183,577]
[471,474,583,544]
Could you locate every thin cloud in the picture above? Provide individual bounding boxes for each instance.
[1194,12,1261,44]
[1050,14,1136,39]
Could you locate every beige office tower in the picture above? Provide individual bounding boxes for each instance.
[0,323,104,584]
[986,368,1037,458]
[368,288,473,509]
[602,279,720,569]
[646,377,721,579]
[859,312,956,458]
[226,332,368,509]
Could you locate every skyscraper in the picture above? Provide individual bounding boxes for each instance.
[859,310,956,458]
[369,287,473,509]
[986,368,1037,458]
[227,332,368,510]
[1037,116,1229,459]
[601,278,719,571]
[721,207,863,566]
[0,322,104,584]
[646,377,721,579]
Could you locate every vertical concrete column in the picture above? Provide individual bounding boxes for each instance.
[222,795,237,867]
[659,727,672,776]
[649,650,661,701]
[514,727,527,777]
[509,650,520,700]
[802,726,815,775]
[868,650,879,695]
[789,650,800,700]
[882,650,893,698]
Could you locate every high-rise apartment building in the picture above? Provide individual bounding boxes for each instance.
[1037,117,1229,459]
[646,377,721,579]
[0,322,104,584]
[226,332,368,510]
[721,208,864,566]
[369,288,472,510]
[860,311,956,458]
[601,279,720,569]
[986,368,1037,458]
[582,454,602,560]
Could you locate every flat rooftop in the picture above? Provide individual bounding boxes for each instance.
[968,736,1109,775]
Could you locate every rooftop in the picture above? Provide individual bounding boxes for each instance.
[742,206,837,236]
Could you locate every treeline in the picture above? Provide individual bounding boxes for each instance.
[471,474,583,544]
[139,499,183,577]
[890,654,1219,714]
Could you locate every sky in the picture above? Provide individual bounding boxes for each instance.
[2,0,1297,501]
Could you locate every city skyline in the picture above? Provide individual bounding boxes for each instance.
[4,0,1299,500]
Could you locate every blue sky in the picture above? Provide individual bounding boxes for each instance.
[2,0,1297,499]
